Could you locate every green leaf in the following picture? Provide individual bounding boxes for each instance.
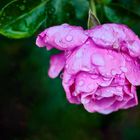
[45,0,89,28]
[87,9,100,29]
[0,0,49,38]
[104,4,140,35]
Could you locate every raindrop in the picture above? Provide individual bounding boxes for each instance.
[91,74,98,79]
[76,51,82,58]
[85,41,90,45]
[111,69,117,75]
[78,80,84,86]
[91,53,105,66]
[120,66,127,72]
[73,92,78,96]
[66,35,73,42]
[103,77,111,81]
[82,66,89,71]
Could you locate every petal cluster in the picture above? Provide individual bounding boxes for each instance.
[36,23,140,114]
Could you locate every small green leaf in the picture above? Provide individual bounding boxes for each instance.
[87,9,100,29]
[88,0,100,29]
[0,0,49,38]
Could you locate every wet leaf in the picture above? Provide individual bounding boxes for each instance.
[45,0,89,28]
[0,0,49,38]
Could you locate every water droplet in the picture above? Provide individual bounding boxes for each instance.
[111,69,117,75]
[78,80,84,86]
[91,74,98,79]
[103,77,111,81]
[85,41,90,45]
[66,35,73,42]
[19,5,25,10]
[73,92,76,96]
[113,42,119,49]
[82,66,89,71]
[55,38,63,46]
[91,53,105,66]
[76,51,82,58]
[120,66,127,72]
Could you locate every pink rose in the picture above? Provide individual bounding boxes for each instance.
[36,23,140,114]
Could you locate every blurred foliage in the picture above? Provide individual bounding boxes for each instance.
[1,0,140,140]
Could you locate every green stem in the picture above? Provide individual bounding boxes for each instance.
[87,0,100,29]
[89,0,96,16]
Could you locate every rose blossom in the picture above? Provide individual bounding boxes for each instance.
[36,23,140,114]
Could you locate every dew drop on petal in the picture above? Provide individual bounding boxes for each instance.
[103,77,111,81]
[76,51,83,58]
[78,80,84,86]
[111,69,117,75]
[91,54,105,66]
[66,35,73,42]
[91,74,99,79]
[120,66,128,72]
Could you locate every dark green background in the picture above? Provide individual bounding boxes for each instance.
[1,0,140,140]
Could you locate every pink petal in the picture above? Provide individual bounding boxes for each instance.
[124,55,140,85]
[36,24,88,51]
[88,23,140,58]
[48,53,65,78]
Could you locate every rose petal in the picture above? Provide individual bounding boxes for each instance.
[48,53,65,78]
[88,23,140,58]
[36,24,88,51]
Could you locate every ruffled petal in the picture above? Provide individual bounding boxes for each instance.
[48,53,65,78]
[124,55,140,85]
[36,24,88,51]
[88,23,140,58]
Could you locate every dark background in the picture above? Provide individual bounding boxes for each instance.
[1,0,140,140]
